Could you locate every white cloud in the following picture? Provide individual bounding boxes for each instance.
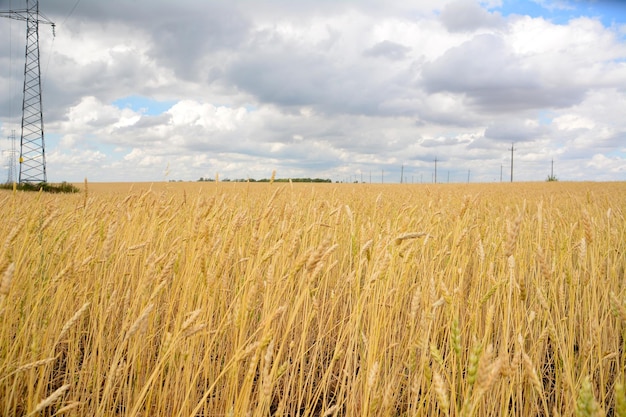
[167,100,247,131]
[124,148,164,167]
[55,96,141,135]
[554,114,595,130]
[586,154,626,175]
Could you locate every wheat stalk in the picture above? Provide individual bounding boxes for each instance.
[0,262,15,306]
[124,303,154,341]
[576,376,601,417]
[56,302,90,344]
[394,232,428,245]
[504,213,522,257]
[432,370,450,415]
[27,384,70,417]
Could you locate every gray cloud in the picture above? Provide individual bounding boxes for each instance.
[146,4,250,80]
[440,0,505,32]
[421,34,587,112]
[484,119,549,142]
[39,1,250,83]
[226,43,412,116]
[228,49,332,108]
[363,40,411,60]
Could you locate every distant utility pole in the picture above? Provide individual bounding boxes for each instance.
[381,169,384,184]
[0,0,56,183]
[434,157,438,183]
[5,130,17,183]
[467,169,470,184]
[509,142,515,182]
[400,164,404,184]
[447,171,450,183]
[551,158,554,178]
[500,164,503,182]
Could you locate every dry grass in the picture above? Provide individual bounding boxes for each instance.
[0,181,625,416]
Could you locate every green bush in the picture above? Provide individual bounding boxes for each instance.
[0,181,80,193]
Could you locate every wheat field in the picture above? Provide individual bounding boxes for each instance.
[0,181,625,416]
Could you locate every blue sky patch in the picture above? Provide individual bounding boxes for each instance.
[112,96,175,116]
[537,109,556,125]
[496,0,626,26]
[584,1,626,26]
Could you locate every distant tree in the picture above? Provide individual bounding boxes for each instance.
[546,175,558,182]
[197,176,331,183]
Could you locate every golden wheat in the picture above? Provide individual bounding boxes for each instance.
[0,181,624,416]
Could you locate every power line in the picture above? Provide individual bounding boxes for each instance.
[9,0,13,123]
[62,0,81,26]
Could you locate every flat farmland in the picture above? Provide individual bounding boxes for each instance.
[0,181,625,416]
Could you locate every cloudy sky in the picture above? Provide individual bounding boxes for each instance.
[1,0,625,182]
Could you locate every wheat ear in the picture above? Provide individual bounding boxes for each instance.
[27,384,70,417]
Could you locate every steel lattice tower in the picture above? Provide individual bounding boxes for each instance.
[1,1,55,183]
[4,130,17,183]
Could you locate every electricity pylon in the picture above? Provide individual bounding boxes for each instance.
[1,0,55,183]
[4,130,17,183]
